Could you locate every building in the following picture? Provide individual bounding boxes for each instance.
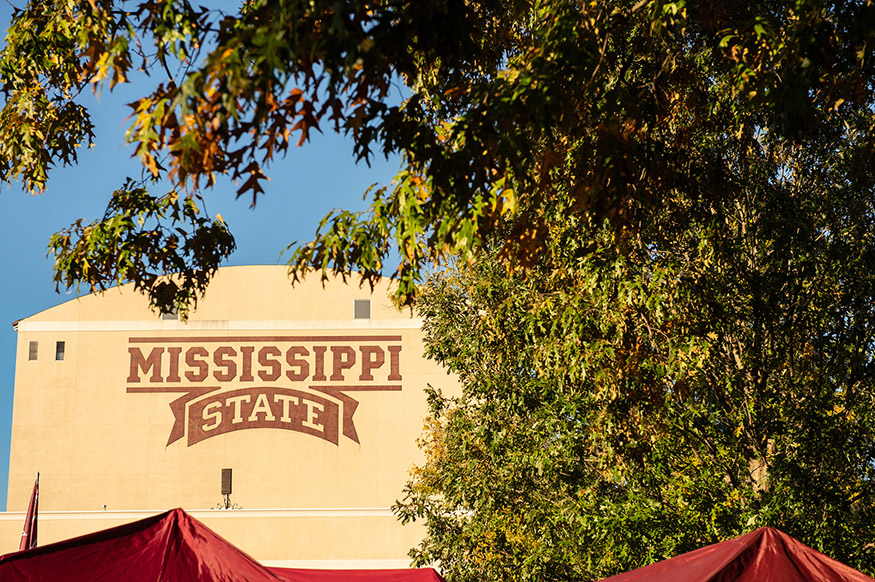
[0,266,456,567]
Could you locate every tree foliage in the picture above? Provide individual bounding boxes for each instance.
[397,139,875,579]
[3,0,875,312]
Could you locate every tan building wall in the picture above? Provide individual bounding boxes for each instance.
[1,266,455,564]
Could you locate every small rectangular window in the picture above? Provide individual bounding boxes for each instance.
[55,341,65,361]
[354,299,371,319]
[28,341,38,361]
[160,307,178,320]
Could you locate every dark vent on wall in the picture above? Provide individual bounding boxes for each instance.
[354,299,371,319]
[221,468,232,495]
[28,341,38,361]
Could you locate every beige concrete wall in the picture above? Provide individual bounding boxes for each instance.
[0,508,425,566]
[4,266,457,560]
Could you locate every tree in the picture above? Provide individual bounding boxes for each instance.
[396,137,875,579]
[2,0,875,313]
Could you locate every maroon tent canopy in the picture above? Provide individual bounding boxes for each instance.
[0,508,444,582]
[274,568,445,582]
[600,527,874,582]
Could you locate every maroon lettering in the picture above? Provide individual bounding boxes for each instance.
[239,346,255,382]
[359,346,385,381]
[249,392,276,422]
[388,345,402,381]
[128,347,164,383]
[185,347,209,382]
[226,393,251,422]
[129,341,402,384]
[213,346,238,382]
[202,401,222,431]
[128,335,406,449]
[187,387,340,446]
[285,346,310,381]
[330,346,356,381]
[258,346,281,381]
[166,347,182,383]
[312,346,328,381]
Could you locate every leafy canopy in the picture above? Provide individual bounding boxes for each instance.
[3,0,874,313]
[398,128,875,578]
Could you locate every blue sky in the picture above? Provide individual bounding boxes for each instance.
[0,3,401,510]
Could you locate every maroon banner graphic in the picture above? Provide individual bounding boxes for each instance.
[125,335,404,447]
[187,387,340,446]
